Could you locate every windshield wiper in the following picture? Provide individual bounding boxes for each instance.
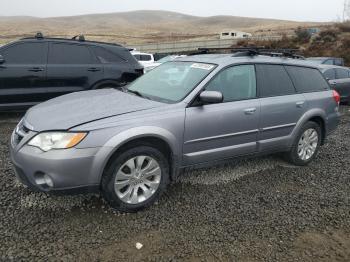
[127,89,148,99]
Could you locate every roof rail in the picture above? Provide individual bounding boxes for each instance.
[72,35,85,41]
[191,47,304,60]
[35,32,44,39]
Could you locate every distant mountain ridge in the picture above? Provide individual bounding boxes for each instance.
[0,10,322,44]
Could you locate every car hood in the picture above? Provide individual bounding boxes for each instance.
[24,89,164,131]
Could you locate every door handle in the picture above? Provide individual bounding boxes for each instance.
[88,67,101,72]
[296,101,305,108]
[244,108,257,115]
[28,67,44,72]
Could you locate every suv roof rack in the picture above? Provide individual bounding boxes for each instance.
[192,47,304,60]
[21,33,122,47]
[72,35,85,41]
[35,32,44,39]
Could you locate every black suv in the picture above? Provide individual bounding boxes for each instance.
[0,33,143,110]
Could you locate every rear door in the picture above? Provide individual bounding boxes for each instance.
[183,64,260,165]
[46,42,103,99]
[0,41,48,106]
[257,64,306,152]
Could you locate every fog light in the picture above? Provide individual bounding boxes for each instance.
[43,174,54,188]
[34,172,54,188]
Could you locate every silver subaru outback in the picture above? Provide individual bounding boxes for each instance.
[10,53,340,212]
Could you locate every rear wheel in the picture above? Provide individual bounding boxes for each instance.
[101,146,169,212]
[285,121,322,166]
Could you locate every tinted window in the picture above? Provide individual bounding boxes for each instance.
[256,64,295,97]
[335,68,349,79]
[49,43,93,64]
[323,69,336,80]
[206,65,256,102]
[1,42,46,64]
[335,59,343,66]
[285,66,329,93]
[92,46,125,63]
[134,54,152,61]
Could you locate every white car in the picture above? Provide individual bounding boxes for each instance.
[131,51,156,71]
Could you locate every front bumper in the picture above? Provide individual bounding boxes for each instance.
[10,143,102,192]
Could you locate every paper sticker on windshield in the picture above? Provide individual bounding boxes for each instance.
[190,63,214,70]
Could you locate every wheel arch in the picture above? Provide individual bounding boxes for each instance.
[95,127,181,183]
[293,109,327,146]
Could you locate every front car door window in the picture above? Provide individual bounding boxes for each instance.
[205,65,256,101]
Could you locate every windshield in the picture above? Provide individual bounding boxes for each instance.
[127,61,216,103]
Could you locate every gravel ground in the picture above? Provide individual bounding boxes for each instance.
[0,107,350,261]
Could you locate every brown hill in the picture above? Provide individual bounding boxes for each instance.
[0,10,323,44]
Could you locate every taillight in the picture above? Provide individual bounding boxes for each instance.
[333,90,340,105]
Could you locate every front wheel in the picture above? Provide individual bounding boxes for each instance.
[101,146,170,212]
[285,121,322,166]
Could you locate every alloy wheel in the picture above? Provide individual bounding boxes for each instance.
[114,156,161,204]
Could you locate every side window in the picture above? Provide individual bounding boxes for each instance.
[138,55,152,61]
[49,43,94,64]
[335,59,343,66]
[323,59,334,65]
[206,65,256,102]
[1,42,47,64]
[323,69,336,80]
[92,46,125,63]
[335,68,349,79]
[133,54,141,61]
[256,64,295,97]
[285,66,329,93]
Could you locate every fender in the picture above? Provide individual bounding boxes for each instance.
[289,108,327,147]
[90,126,181,183]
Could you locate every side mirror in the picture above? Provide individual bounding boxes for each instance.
[199,91,223,104]
[0,55,4,64]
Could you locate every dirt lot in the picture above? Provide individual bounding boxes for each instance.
[0,107,350,261]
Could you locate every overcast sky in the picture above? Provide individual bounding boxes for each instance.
[0,0,345,22]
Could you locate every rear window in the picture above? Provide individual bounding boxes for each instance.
[134,54,152,61]
[256,64,296,97]
[92,46,125,63]
[285,66,329,93]
[335,68,349,79]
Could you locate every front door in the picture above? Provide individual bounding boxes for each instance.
[183,64,260,165]
[0,41,48,107]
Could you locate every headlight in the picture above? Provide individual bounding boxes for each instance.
[28,132,87,152]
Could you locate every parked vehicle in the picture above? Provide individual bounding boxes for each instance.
[0,33,143,110]
[131,51,156,70]
[319,65,350,104]
[10,52,340,212]
[307,57,345,66]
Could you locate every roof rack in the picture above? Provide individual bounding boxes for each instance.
[20,33,123,47]
[35,32,44,39]
[72,35,85,41]
[192,47,304,60]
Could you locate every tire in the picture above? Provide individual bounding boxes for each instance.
[101,146,170,212]
[285,121,322,166]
